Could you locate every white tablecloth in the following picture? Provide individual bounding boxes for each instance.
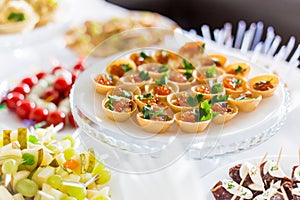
[1,1,300,199]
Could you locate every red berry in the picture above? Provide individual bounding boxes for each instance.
[11,83,30,95]
[47,111,66,126]
[36,72,47,80]
[16,100,36,119]
[73,62,85,72]
[42,89,60,105]
[21,76,38,88]
[68,112,77,127]
[53,77,72,93]
[52,66,63,74]
[29,107,48,123]
[6,92,25,110]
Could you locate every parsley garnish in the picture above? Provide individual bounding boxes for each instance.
[142,104,167,120]
[28,135,39,144]
[227,183,234,189]
[209,95,228,105]
[22,153,35,166]
[270,166,278,171]
[8,12,26,22]
[120,90,132,99]
[139,51,149,59]
[182,59,194,70]
[139,71,150,81]
[155,73,168,86]
[158,65,169,73]
[138,93,153,100]
[107,95,123,111]
[235,65,243,73]
[234,78,243,86]
[211,83,223,94]
[205,65,216,78]
[121,64,132,73]
[186,94,203,107]
[192,101,212,122]
[184,69,193,80]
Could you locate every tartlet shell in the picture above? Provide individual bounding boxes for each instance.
[136,112,174,133]
[105,84,141,99]
[168,76,196,91]
[93,74,120,94]
[194,67,225,84]
[166,92,196,113]
[225,62,251,77]
[228,93,262,112]
[247,74,279,98]
[106,58,137,77]
[174,112,211,133]
[138,63,170,79]
[209,53,227,68]
[145,82,179,102]
[212,103,239,124]
[222,74,247,95]
[191,84,225,100]
[102,98,137,122]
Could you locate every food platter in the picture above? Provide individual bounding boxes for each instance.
[70,29,290,163]
[198,155,299,199]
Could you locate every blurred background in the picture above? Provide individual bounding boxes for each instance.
[106,0,299,52]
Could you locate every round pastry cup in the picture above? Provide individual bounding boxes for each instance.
[138,63,170,79]
[119,75,152,91]
[106,58,137,77]
[166,92,196,113]
[145,82,179,102]
[136,112,174,133]
[194,67,225,84]
[228,93,262,112]
[102,98,137,122]
[92,74,120,94]
[105,84,141,99]
[247,74,280,98]
[174,112,211,133]
[222,74,247,95]
[225,62,251,77]
[208,53,227,68]
[211,103,239,124]
[134,95,168,111]
[191,85,225,100]
[168,76,196,91]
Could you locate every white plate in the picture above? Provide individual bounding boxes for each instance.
[70,30,289,163]
[198,155,298,199]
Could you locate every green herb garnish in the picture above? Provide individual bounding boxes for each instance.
[142,104,167,120]
[227,182,235,189]
[22,153,35,166]
[211,83,223,94]
[158,64,169,73]
[186,94,203,107]
[28,135,39,144]
[139,93,153,100]
[7,12,26,22]
[209,95,229,105]
[235,65,243,73]
[139,51,149,59]
[107,95,123,111]
[182,59,194,70]
[155,73,168,86]
[234,78,243,86]
[270,166,278,171]
[121,64,132,73]
[120,90,132,99]
[184,69,193,80]
[205,65,216,78]
[139,71,150,81]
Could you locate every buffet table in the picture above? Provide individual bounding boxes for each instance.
[1,0,300,199]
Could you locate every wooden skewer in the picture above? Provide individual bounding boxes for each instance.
[280,185,289,200]
[276,147,283,167]
[231,172,248,200]
[260,152,268,166]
